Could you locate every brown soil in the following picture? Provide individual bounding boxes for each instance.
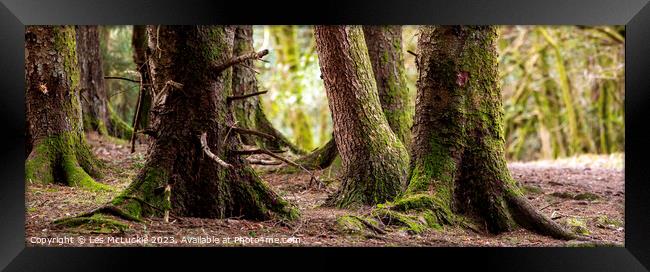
[25,133,624,247]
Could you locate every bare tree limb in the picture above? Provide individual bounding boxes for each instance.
[104,76,141,83]
[214,49,269,72]
[232,148,323,188]
[227,91,268,102]
[198,132,232,168]
[247,158,282,165]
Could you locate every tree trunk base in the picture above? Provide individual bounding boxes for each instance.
[26,132,109,191]
[324,167,406,209]
[55,164,299,231]
[347,182,578,240]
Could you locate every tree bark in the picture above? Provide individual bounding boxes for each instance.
[231,26,305,154]
[76,25,133,140]
[314,26,409,208]
[290,26,412,171]
[25,26,107,190]
[65,26,297,222]
[362,26,412,147]
[375,26,574,239]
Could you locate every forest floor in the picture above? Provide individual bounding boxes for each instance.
[25,133,624,247]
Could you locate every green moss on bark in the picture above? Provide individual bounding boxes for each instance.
[107,104,133,140]
[53,214,129,233]
[26,132,108,191]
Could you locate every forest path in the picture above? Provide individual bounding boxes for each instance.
[25,133,623,247]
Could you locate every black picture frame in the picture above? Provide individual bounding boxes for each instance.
[0,0,648,271]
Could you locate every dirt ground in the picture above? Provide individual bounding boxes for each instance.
[25,133,624,247]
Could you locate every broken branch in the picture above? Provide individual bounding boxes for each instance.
[214,49,269,72]
[199,132,232,168]
[247,158,282,165]
[227,91,268,102]
[104,76,141,83]
[232,148,321,187]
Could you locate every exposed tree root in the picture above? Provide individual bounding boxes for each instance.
[52,214,130,234]
[504,192,577,240]
[335,189,578,240]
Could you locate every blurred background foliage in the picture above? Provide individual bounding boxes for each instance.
[101,26,138,124]
[101,25,624,161]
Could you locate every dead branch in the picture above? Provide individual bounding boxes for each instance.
[104,76,141,83]
[227,91,268,102]
[214,49,269,72]
[232,148,323,188]
[198,132,232,168]
[246,158,282,165]
[153,80,184,107]
[230,126,276,141]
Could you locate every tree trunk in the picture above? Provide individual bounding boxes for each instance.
[76,25,133,140]
[290,26,412,171]
[65,26,297,222]
[25,26,107,190]
[375,26,574,239]
[362,26,412,147]
[131,25,153,133]
[314,26,409,208]
[231,26,305,154]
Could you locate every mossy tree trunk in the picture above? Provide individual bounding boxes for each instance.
[25,26,107,190]
[131,25,153,134]
[314,26,409,208]
[76,25,133,140]
[231,26,305,154]
[72,26,297,222]
[379,26,574,239]
[291,26,412,171]
[362,26,412,147]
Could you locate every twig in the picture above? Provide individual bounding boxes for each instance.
[199,132,232,168]
[227,91,268,102]
[239,63,260,74]
[407,50,419,68]
[105,76,141,83]
[214,49,269,72]
[232,148,323,188]
[246,158,282,165]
